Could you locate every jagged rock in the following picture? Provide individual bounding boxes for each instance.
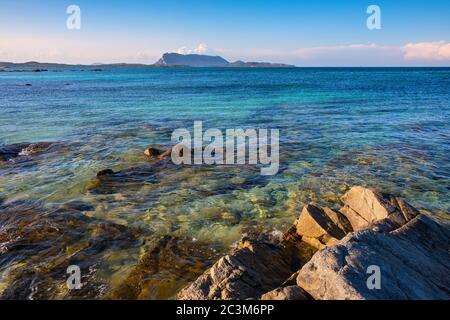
[177,186,445,300]
[295,215,450,300]
[339,186,418,231]
[177,232,308,300]
[261,285,311,300]
[295,205,351,248]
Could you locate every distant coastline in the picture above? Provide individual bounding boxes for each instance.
[0,52,296,69]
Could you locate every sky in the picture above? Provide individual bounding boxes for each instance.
[0,0,449,66]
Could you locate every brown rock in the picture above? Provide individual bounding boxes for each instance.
[144,147,162,158]
[261,285,311,300]
[295,205,349,247]
[339,186,418,231]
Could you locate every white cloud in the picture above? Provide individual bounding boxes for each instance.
[176,43,209,55]
[213,44,401,66]
[291,44,392,59]
[402,41,450,61]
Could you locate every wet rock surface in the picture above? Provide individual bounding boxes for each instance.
[0,201,138,299]
[111,236,221,300]
[178,186,449,300]
[0,141,73,166]
[0,143,30,161]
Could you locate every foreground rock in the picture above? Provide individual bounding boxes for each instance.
[339,185,419,231]
[295,205,352,249]
[178,186,449,300]
[296,215,450,299]
[178,231,315,300]
[261,285,311,300]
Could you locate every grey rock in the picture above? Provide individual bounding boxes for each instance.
[296,215,450,300]
[178,232,306,300]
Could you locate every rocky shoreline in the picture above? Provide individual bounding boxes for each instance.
[178,186,450,300]
[1,142,449,300]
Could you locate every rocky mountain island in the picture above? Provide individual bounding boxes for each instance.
[154,52,295,68]
[0,53,295,70]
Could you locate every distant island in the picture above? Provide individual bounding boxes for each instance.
[154,53,294,68]
[0,53,295,71]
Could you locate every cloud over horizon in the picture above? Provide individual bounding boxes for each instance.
[402,41,450,61]
[1,37,449,66]
[176,43,209,55]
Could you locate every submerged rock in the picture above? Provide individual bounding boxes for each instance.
[0,201,137,299]
[0,143,29,161]
[60,200,95,212]
[143,147,162,158]
[0,141,68,163]
[96,169,115,177]
[112,236,221,300]
[17,142,53,156]
[87,165,158,194]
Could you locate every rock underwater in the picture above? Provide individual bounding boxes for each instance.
[178,186,450,300]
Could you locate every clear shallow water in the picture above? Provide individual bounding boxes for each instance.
[0,67,449,299]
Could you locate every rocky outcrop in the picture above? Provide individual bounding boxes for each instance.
[296,215,450,300]
[178,231,314,300]
[294,205,352,249]
[178,186,449,300]
[339,185,419,231]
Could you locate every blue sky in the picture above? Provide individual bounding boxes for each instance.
[0,0,449,65]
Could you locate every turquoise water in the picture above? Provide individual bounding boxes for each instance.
[0,67,449,298]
